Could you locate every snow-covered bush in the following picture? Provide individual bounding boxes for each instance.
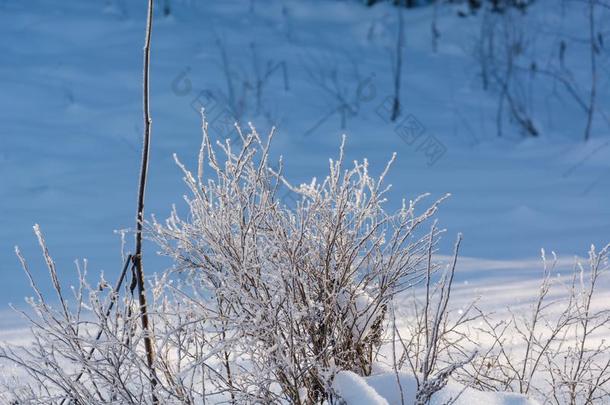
[149,121,446,403]
[0,230,159,403]
[457,244,610,404]
[0,120,448,404]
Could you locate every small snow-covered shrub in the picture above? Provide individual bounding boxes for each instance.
[457,245,610,405]
[150,121,446,403]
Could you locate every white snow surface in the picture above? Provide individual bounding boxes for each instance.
[0,0,609,402]
[333,370,540,405]
[0,0,608,304]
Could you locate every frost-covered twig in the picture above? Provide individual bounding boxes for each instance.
[133,0,158,401]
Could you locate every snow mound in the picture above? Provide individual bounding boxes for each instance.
[333,370,540,405]
[333,371,389,405]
